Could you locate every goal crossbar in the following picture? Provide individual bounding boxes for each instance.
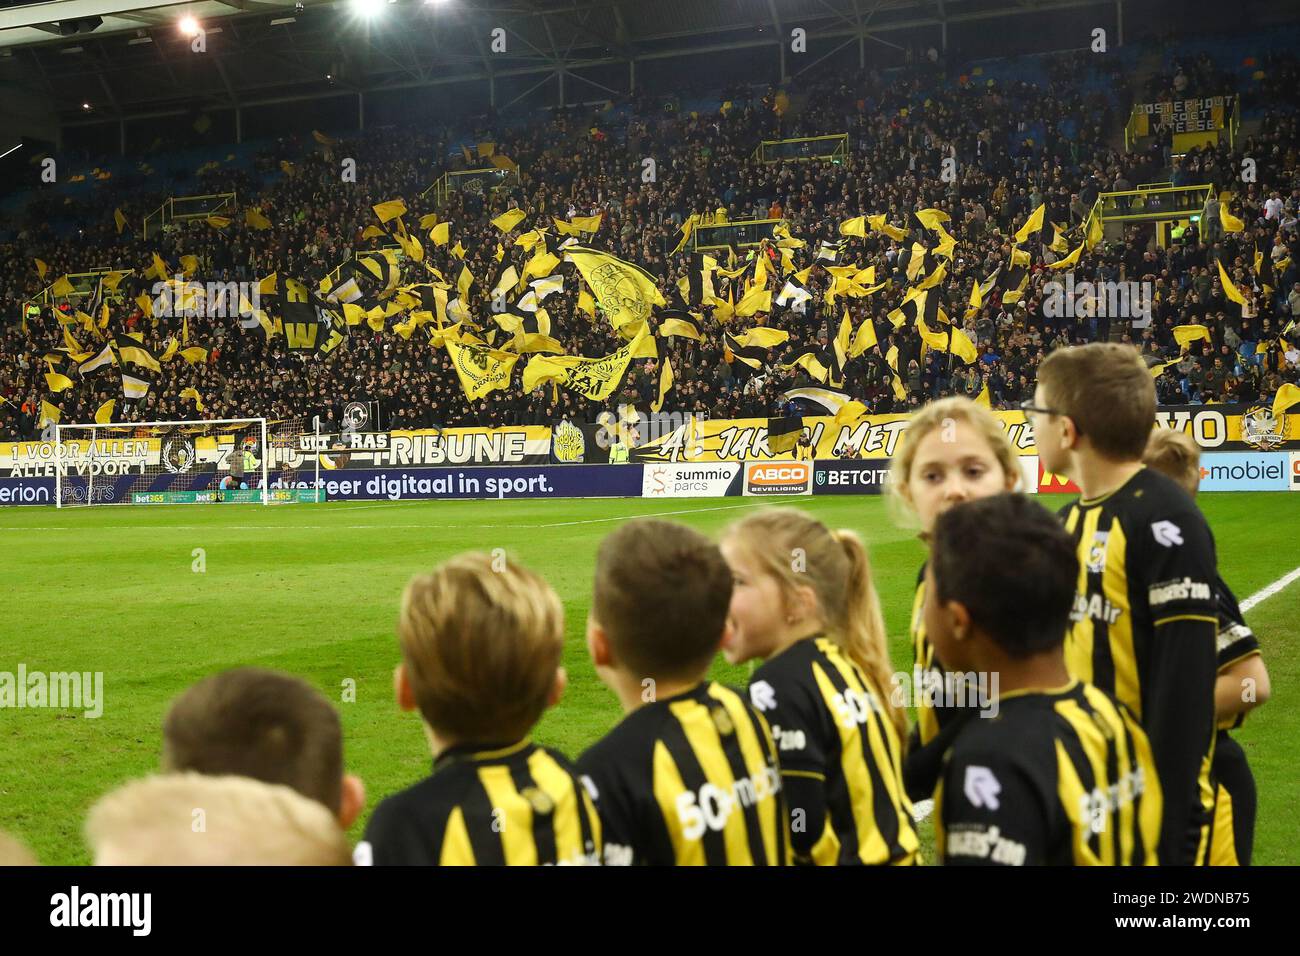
[51,418,319,507]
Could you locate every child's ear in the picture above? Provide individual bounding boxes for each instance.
[547,666,567,709]
[394,663,417,712]
[586,616,613,669]
[338,773,366,830]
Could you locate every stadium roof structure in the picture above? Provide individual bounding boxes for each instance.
[0,0,1135,128]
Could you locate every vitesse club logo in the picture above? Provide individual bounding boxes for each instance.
[553,420,585,462]
[161,437,195,474]
[1241,405,1287,450]
[1086,531,1109,574]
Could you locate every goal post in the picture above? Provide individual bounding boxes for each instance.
[52,418,322,507]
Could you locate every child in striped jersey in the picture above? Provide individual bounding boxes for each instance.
[888,397,1022,807]
[1142,428,1272,865]
[927,494,1162,865]
[721,508,919,865]
[360,553,601,866]
[577,519,789,866]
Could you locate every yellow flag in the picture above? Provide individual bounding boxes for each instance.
[114,208,127,234]
[570,214,602,233]
[1273,383,1300,422]
[1220,208,1245,233]
[915,208,951,230]
[491,208,527,233]
[1047,243,1084,271]
[444,339,520,400]
[850,317,877,357]
[839,216,867,237]
[161,338,179,362]
[373,199,407,223]
[975,382,991,408]
[1014,202,1045,243]
[1173,324,1212,348]
[1216,258,1247,306]
[180,347,209,365]
[577,288,596,320]
[430,221,451,246]
[179,387,205,412]
[246,208,272,230]
[652,358,674,413]
[451,241,467,260]
[34,258,48,280]
[94,399,115,425]
[731,327,790,348]
[565,247,666,331]
[206,216,231,229]
[867,213,906,241]
[39,400,62,427]
[833,400,868,428]
[312,130,336,146]
[735,286,772,317]
[180,254,199,276]
[522,324,649,400]
[45,372,75,392]
[51,275,75,297]
[1086,213,1103,250]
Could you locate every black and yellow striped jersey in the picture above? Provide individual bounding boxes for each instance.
[576,681,789,866]
[359,740,601,865]
[936,680,1163,866]
[1059,466,1218,865]
[1214,574,1261,731]
[748,636,919,865]
[1208,574,1262,867]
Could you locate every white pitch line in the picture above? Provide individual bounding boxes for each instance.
[1240,566,1300,613]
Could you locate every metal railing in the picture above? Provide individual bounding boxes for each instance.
[753,133,848,164]
[692,218,783,251]
[423,167,519,205]
[142,192,237,239]
[1094,184,1214,223]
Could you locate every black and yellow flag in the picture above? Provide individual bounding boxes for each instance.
[114,335,160,373]
[652,358,674,413]
[767,416,804,455]
[521,324,649,400]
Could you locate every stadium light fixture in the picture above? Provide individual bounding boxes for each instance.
[179,16,200,36]
[82,102,92,111]
[353,0,385,17]
[270,16,297,25]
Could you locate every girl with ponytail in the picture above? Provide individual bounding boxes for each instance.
[720,507,918,866]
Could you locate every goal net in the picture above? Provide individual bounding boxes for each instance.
[52,418,322,507]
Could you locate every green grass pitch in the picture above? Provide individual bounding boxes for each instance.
[1,492,1296,865]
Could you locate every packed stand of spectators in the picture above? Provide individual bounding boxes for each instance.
[2,45,1299,441]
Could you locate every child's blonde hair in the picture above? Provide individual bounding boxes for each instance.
[889,396,1020,520]
[85,773,352,865]
[399,552,563,744]
[723,508,906,740]
[1142,428,1201,496]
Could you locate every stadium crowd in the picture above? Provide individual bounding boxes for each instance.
[1,44,1298,441]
